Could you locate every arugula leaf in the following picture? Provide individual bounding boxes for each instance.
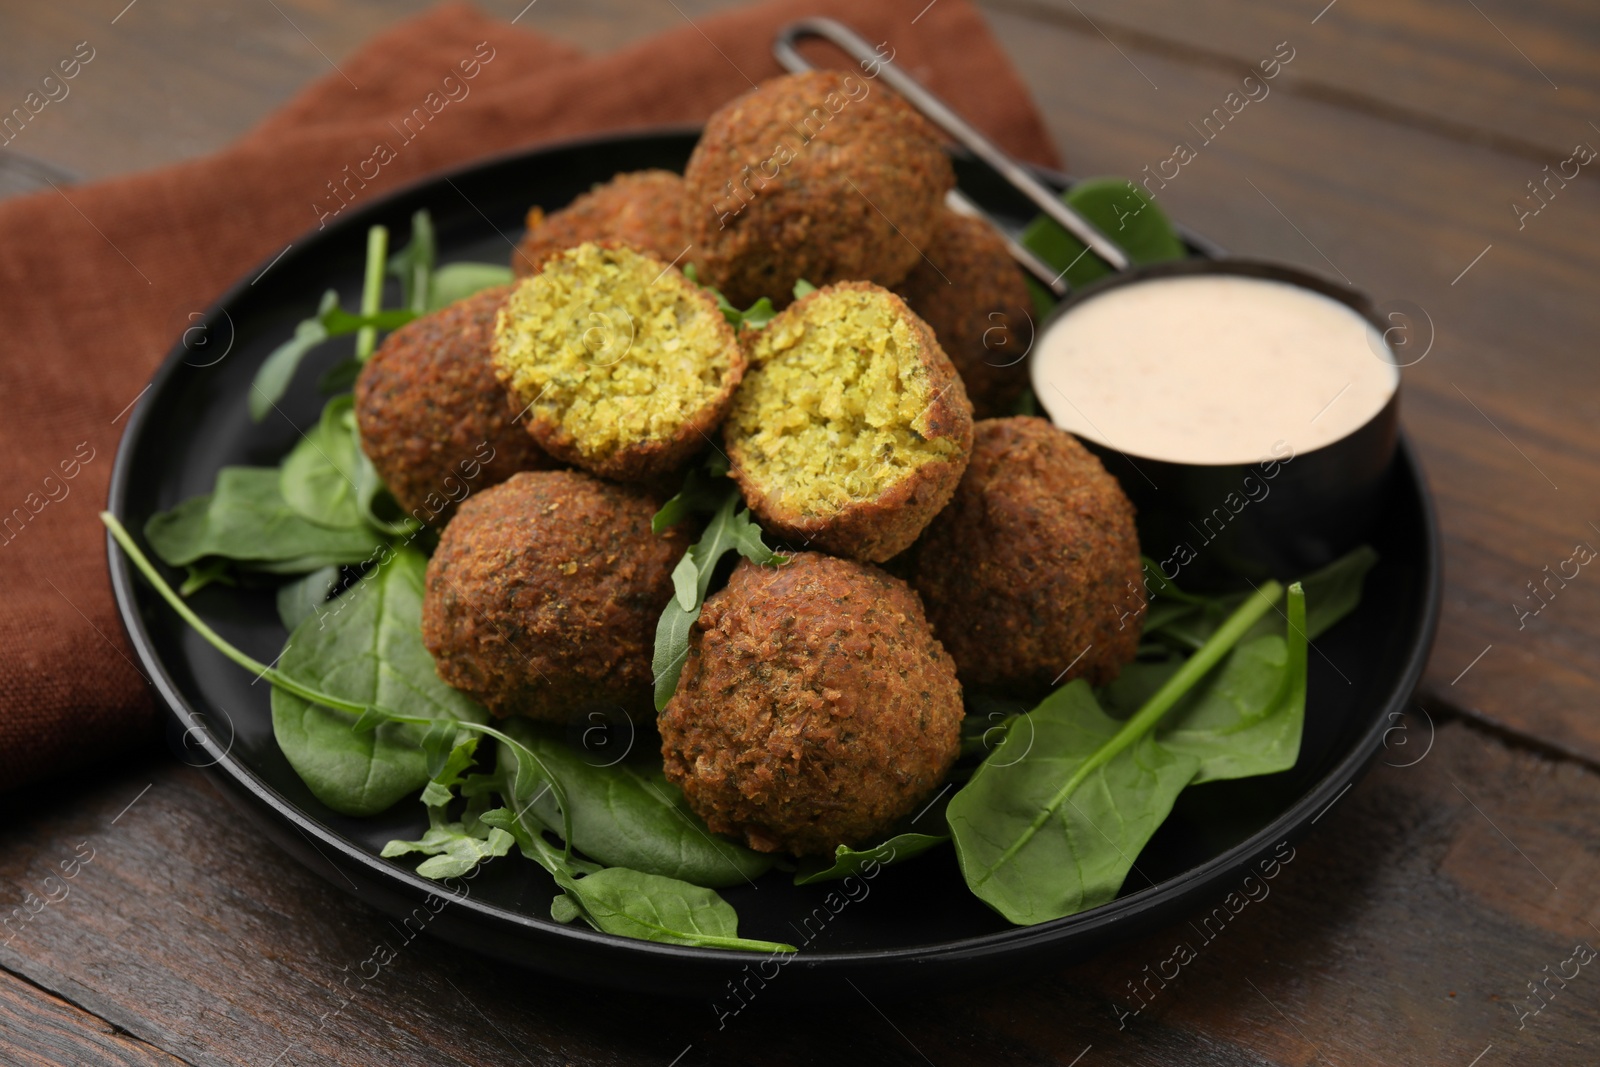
[794,833,948,886]
[550,867,796,953]
[792,278,817,300]
[250,290,338,422]
[388,209,436,313]
[497,718,772,888]
[275,564,341,631]
[652,456,735,534]
[382,820,514,879]
[280,395,366,529]
[1158,584,1308,784]
[270,547,488,816]
[1020,177,1186,314]
[681,263,780,329]
[427,263,514,310]
[947,582,1282,924]
[144,467,386,573]
[651,490,785,709]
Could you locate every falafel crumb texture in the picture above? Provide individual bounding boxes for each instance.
[726,287,962,516]
[494,243,735,457]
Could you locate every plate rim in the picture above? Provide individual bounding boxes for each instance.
[105,124,1443,972]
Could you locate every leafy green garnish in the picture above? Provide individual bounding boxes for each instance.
[387,209,436,313]
[651,487,785,710]
[550,867,795,953]
[1019,177,1186,314]
[794,833,948,886]
[792,278,817,300]
[682,263,779,329]
[274,564,340,631]
[279,395,366,529]
[428,263,514,309]
[144,467,385,575]
[270,547,488,816]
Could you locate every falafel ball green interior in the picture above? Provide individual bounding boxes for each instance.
[494,242,736,457]
[725,286,962,516]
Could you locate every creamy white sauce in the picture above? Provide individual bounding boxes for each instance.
[1031,274,1399,465]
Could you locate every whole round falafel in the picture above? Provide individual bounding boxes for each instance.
[911,417,1145,689]
[512,170,688,278]
[354,285,556,526]
[422,470,690,720]
[493,242,746,482]
[893,210,1035,419]
[723,282,973,563]
[660,552,963,856]
[683,70,954,309]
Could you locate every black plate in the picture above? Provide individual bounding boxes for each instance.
[106,127,1441,1000]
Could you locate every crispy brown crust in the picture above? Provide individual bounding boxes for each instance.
[511,170,687,278]
[659,553,963,856]
[910,417,1145,689]
[495,245,747,483]
[893,211,1035,419]
[682,71,954,309]
[354,286,557,526]
[727,283,974,563]
[421,470,690,720]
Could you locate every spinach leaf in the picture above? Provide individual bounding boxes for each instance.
[947,681,1201,923]
[1160,587,1308,784]
[270,546,487,816]
[1020,177,1186,313]
[280,395,365,529]
[652,490,784,710]
[550,867,795,953]
[947,581,1284,924]
[250,290,338,422]
[428,263,514,310]
[275,564,342,631]
[794,833,948,886]
[144,467,385,573]
[497,719,772,888]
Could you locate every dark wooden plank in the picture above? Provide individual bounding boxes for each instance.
[982,6,1600,760]
[990,0,1600,160]
[0,964,191,1067]
[3,720,1599,1066]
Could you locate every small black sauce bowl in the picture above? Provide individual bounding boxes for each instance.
[1029,258,1402,591]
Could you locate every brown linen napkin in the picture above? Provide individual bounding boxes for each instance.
[0,0,1059,791]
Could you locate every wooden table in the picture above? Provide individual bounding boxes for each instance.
[4,1,1598,1064]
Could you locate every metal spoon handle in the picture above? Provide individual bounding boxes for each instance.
[772,17,1131,275]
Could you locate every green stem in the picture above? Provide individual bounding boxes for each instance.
[974,579,1284,886]
[355,225,388,360]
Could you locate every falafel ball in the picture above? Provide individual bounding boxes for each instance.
[512,170,687,278]
[660,552,963,855]
[421,470,690,720]
[893,210,1034,419]
[493,242,746,482]
[354,285,556,526]
[723,282,973,563]
[683,71,954,309]
[911,417,1144,689]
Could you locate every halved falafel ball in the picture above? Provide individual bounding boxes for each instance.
[354,285,556,526]
[893,210,1034,419]
[683,71,955,309]
[660,552,963,855]
[723,282,973,563]
[421,470,690,720]
[512,170,687,278]
[911,417,1144,689]
[493,242,746,482]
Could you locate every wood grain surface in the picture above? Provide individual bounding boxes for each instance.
[2,1,1597,1064]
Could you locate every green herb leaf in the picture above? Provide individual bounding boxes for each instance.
[179,558,236,597]
[144,467,386,573]
[497,719,772,888]
[1020,177,1186,314]
[793,833,948,886]
[551,867,796,952]
[387,209,436,313]
[651,490,785,710]
[250,290,337,422]
[1160,583,1308,784]
[652,457,735,534]
[275,564,341,631]
[270,547,488,816]
[280,395,366,529]
[792,278,817,299]
[381,821,514,879]
[427,263,514,310]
